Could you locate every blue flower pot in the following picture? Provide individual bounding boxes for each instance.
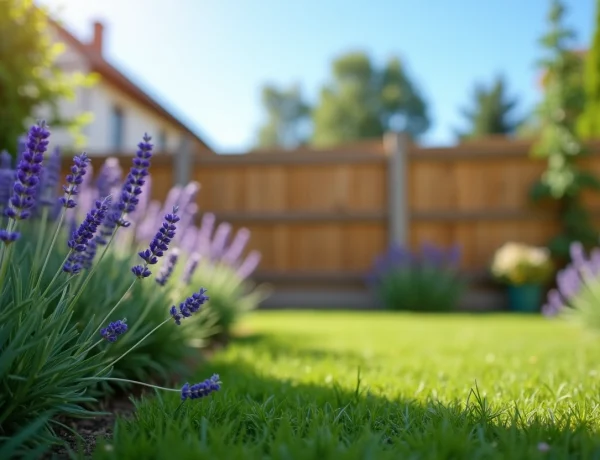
[507,284,543,313]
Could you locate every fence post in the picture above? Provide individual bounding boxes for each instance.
[174,134,192,186]
[384,132,409,246]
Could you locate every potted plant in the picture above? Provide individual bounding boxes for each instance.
[491,242,554,313]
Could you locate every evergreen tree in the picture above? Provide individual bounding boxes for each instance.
[456,75,521,140]
[530,0,600,261]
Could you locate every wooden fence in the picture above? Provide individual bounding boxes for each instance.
[69,135,600,308]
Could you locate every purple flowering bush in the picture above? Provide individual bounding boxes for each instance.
[0,122,221,456]
[542,241,600,330]
[367,242,466,312]
[167,211,270,336]
[69,167,270,338]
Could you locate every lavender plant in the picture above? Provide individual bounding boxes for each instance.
[0,122,221,457]
[542,241,600,330]
[172,215,270,336]
[29,173,213,386]
[367,242,466,312]
[75,170,271,338]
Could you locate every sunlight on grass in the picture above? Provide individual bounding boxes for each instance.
[94,311,600,459]
[226,311,598,399]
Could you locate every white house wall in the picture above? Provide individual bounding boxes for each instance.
[40,25,185,155]
[84,83,183,154]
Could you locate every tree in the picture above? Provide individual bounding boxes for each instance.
[455,75,521,140]
[577,0,600,139]
[529,0,600,261]
[311,51,429,147]
[255,84,310,149]
[0,0,94,156]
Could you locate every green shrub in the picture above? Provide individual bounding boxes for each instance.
[367,243,466,312]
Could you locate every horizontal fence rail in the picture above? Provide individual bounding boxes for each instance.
[61,137,600,302]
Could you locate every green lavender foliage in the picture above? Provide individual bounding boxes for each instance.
[22,232,218,391]
[186,260,271,338]
[0,125,216,457]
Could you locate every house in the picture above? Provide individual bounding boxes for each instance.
[42,18,213,156]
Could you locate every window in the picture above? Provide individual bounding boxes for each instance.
[111,106,124,150]
[158,130,168,152]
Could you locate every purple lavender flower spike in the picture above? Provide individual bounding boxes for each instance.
[170,287,209,325]
[72,161,95,223]
[420,242,444,268]
[80,238,98,270]
[115,133,153,226]
[174,202,198,245]
[388,244,411,268]
[180,374,221,401]
[161,185,183,218]
[156,248,179,286]
[0,229,20,245]
[127,175,152,225]
[5,121,50,220]
[446,244,461,268]
[180,181,201,207]
[95,202,121,245]
[169,305,183,325]
[59,152,90,209]
[590,248,600,276]
[196,212,216,256]
[100,319,128,342]
[132,206,179,278]
[556,267,581,301]
[0,151,13,212]
[182,252,201,284]
[39,146,61,207]
[63,197,112,275]
[0,150,11,169]
[131,265,152,278]
[542,289,565,317]
[569,241,586,269]
[237,250,262,280]
[210,222,232,260]
[96,157,123,199]
[172,182,200,235]
[180,225,199,254]
[222,227,250,267]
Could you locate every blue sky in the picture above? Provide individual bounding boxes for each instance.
[41,0,596,153]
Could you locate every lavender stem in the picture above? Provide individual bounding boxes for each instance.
[34,207,68,292]
[0,219,19,285]
[33,206,49,271]
[92,278,138,337]
[97,317,171,374]
[81,376,179,393]
[67,226,119,314]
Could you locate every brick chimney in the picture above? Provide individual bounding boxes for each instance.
[91,21,104,55]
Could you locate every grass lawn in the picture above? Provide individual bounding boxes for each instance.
[93,311,600,459]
